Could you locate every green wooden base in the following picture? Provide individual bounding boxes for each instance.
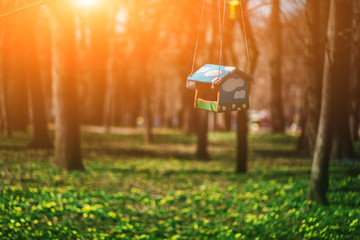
[196,99,218,112]
[196,99,249,112]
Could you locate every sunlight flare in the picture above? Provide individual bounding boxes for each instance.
[77,0,97,7]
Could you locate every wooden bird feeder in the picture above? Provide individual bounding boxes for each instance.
[187,64,252,112]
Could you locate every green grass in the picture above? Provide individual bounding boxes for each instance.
[0,130,360,239]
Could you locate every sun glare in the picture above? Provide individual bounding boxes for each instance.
[77,0,96,7]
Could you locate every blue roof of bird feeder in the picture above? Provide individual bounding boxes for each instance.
[187,64,252,85]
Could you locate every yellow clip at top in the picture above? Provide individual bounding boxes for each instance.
[228,0,240,20]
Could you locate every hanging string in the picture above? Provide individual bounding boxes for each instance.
[218,0,226,66]
[0,0,56,18]
[239,0,252,76]
[214,0,226,88]
[190,0,207,77]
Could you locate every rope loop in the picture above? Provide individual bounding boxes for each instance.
[217,0,226,80]
[239,0,252,76]
[190,0,207,76]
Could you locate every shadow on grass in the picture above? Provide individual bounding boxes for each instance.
[249,169,310,182]
[251,134,297,143]
[83,133,196,146]
[0,146,28,151]
[255,165,360,182]
[82,133,144,144]
[153,134,196,145]
[87,166,314,184]
[0,144,53,151]
[253,149,297,158]
[83,147,195,161]
[90,167,232,177]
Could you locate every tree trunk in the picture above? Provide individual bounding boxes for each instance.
[27,70,52,148]
[221,13,237,133]
[298,0,323,155]
[177,0,201,135]
[308,0,352,204]
[180,48,197,135]
[224,113,232,131]
[235,0,258,173]
[82,8,110,125]
[269,0,285,133]
[103,38,116,132]
[6,18,29,132]
[181,87,197,134]
[331,0,355,159]
[350,36,360,142]
[144,75,154,143]
[236,110,248,173]
[194,0,220,158]
[196,110,209,160]
[103,66,114,132]
[0,20,11,137]
[48,2,84,170]
[308,55,332,204]
[26,10,52,148]
[127,78,141,127]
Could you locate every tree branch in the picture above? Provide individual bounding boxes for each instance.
[0,0,58,19]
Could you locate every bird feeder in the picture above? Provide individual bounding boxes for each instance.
[187,64,251,112]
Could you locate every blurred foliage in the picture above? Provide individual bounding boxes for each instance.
[0,131,359,239]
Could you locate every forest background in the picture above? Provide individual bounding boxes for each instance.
[0,0,360,239]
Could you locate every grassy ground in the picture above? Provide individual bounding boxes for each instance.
[0,130,359,239]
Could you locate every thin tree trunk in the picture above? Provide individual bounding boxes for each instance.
[297,104,307,151]
[103,38,115,132]
[181,46,198,134]
[79,8,109,126]
[308,77,332,205]
[27,10,52,148]
[196,110,209,160]
[0,21,11,137]
[224,113,232,131]
[350,38,360,142]
[236,110,247,173]
[331,0,355,159]
[181,87,197,134]
[6,20,29,132]
[103,67,114,132]
[269,0,285,133]
[308,52,332,204]
[144,76,154,144]
[128,80,141,127]
[194,0,219,159]
[298,0,323,155]
[308,0,352,204]
[178,0,202,135]
[38,25,53,125]
[235,0,258,173]
[144,83,154,143]
[117,60,131,127]
[48,2,84,170]
[27,69,52,148]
